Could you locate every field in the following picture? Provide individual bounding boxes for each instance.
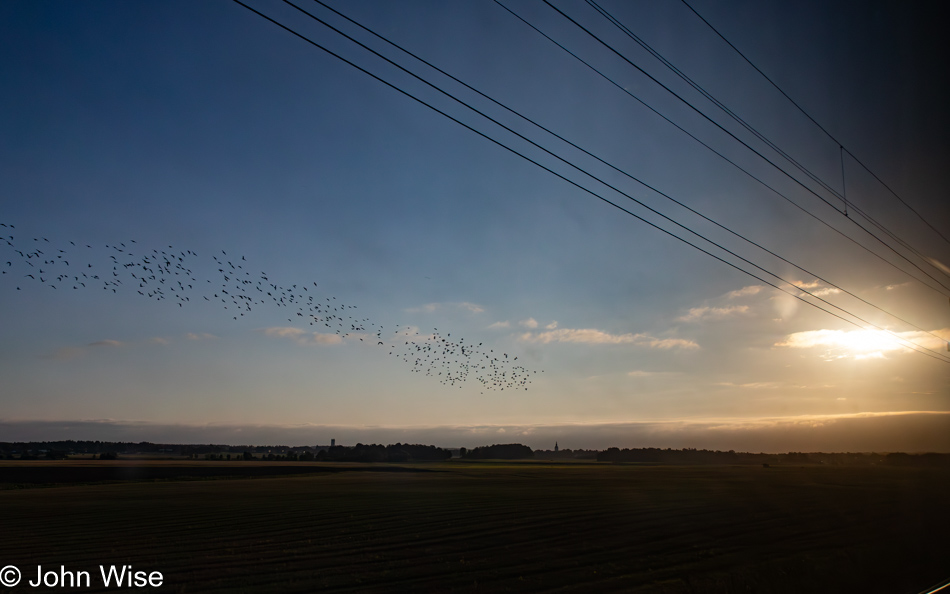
[1,460,947,593]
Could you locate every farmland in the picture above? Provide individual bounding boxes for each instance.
[1,460,947,593]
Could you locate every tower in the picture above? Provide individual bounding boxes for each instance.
[554,441,558,452]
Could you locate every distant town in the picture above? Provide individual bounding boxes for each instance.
[2,440,949,467]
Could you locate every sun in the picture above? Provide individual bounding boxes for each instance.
[777,328,948,360]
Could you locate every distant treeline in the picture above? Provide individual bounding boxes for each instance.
[316,444,452,463]
[461,444,534,459]
[597,447,950,467]
[534,448,599,460]
[1,441,277,456]
[2,441,949,466]
[0,441,452,462]
[0,441,326,457]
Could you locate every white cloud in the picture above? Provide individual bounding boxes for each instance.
[487,321,510,329]
[927,257,950,275]
[405,302,485,314]
[48,338,126,360]
[545,321,558,330]
[48,347,85,360]
[716,381,781,389]
[150,337,170,345]
[405,303,440,314]
[261,327,343,346]
[677,305,749,322]
[646,337,700,350]
[521,328,635,344]
[627,370,679,378]
[393,325,422,336]
[458,302,485,314]
[185,332,217,341]
[262,327,306,339]
[725,285,763,299]
[519,328,698,349]
[884,282,910,291]
[519,318,538,329]
[791,280,841,297]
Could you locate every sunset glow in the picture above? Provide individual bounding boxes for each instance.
[0,0,947,452]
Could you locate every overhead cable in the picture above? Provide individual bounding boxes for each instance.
[230,0,950,364]
[540,0,950,294]
[311,0,949,349]
[680,0,950,248]
[495,0,950,299]
[590,0,949,282]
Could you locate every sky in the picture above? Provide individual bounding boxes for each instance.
[1,0,948,452]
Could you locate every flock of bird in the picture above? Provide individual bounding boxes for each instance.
[1,223,538,391]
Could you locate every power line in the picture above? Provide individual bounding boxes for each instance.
[283,0,949,361]
[495,0,950,299]
[544,0,950,292]
[309,0,948,350]
[288,0,950,362]
[532,0,950,295]
[229,0,950,364]
[588,0,844,204]
[680,0,950,249]
[587,0,950,283]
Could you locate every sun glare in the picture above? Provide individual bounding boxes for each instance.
[777,328,948,360]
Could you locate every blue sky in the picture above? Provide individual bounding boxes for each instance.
[2,0,948,451]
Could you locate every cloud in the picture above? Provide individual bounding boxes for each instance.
[150,337,170,345]
[725,285,763,299]
[678,305,749,322]
[458,302,485,314]
[261,327,343,346]
[545,321,558,330]
[47,347,85,361]
[46,338,126,360]
[775,328,949,360]
[884,283,910,291]
[262,327,306,339]
[405,303,440,314]
[519,318,538,329]
[645,337,700,350]
[521,328,636,344]
[791,281,841,297]
[487,321,510,329]
[716,381,781,389]
[519,328,699,349]
[405,302,485,314]
[927,257,950,275]
[627,370,679,378]
[185,332,217,341]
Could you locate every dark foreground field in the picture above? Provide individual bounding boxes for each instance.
[0,461,947,593]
